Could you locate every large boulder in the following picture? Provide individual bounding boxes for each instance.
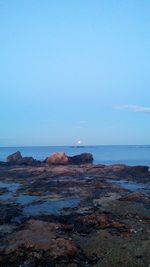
[7,151,22,163]
[46,152,69,165]
[69,153,93,164]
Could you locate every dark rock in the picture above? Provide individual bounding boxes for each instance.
[106,165,149,174]
[120,192,144,201]
[69,153,93,164]
[17,157,37,166]
[46,152,69,165]
[7,151,22,163]
[0,161,9,166]
[129,166,149,173]
[78,213,111,228]
[89,164,149,175]
[0,204,22,224]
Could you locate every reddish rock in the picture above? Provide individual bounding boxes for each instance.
[120,192,144,201]
[50,238,78,257]
[111,221,126,229]
[80,213,110,228]
[46,152,69,165]
[78,213,129,234]
[2,219,78,258]
[3,219,59,253]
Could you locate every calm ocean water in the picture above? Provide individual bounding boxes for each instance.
[1,145,150,166]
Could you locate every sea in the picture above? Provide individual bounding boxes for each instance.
[1,145,150,167]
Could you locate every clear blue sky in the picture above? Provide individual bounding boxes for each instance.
[0,0,150,146]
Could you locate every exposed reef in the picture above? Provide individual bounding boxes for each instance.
[0,152,149,266]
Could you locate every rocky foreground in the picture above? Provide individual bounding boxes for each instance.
[0,152,150,267]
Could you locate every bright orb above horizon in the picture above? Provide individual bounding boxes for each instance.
[77,140,82,144]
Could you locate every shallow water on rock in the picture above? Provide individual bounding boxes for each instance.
[0,181,20,193]
[15,195,39,205]
[108,179,150,192]
[0,192,12,201]
[0,181,21,201]
[23,197,80,215]
[0,181,80,216]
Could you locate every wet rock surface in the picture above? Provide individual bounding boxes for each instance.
[0,157,150,266]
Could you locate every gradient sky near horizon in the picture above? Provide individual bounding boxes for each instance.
[0,0,150,146]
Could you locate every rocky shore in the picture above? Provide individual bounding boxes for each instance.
[0,152,150,266]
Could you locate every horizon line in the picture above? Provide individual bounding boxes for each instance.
[0,144,150,148]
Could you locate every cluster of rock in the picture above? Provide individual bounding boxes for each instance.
[7,151,38,165]
[6,151,93,165]
[45,152,93,165]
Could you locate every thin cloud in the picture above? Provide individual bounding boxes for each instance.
[115,105,150,113]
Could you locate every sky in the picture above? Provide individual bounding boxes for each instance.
[0,0,150,146]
